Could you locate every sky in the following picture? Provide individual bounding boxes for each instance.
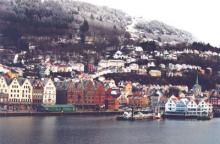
[79,0,220,47]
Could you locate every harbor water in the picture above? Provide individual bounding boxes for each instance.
[0,116,219,144]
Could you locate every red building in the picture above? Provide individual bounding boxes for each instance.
[105,88,120,110]
[209,96,220,107]
[66,81,76,104]
[66,80,106,110]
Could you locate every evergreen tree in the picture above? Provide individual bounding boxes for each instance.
[80,20,89,44]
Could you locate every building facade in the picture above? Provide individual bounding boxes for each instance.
[43,78,56,105]
[32,80,44,105]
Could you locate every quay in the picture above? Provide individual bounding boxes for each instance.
[163,112,213,120]
[0,111,123,117]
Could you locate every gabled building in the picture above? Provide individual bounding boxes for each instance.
[0,76,9,94]
[8,78,22,103]
[197,99,212,116]
[165,96,178,112]
[105,88,120,110]
[32,80,44,105]
[0,77,9,105]
[175,98,188,113]
[94,83,105,106]
[66,81,76,104]
[186,99,198,115]
[21,79,33,103]
[43,78,56,105]
[66,80,106,109]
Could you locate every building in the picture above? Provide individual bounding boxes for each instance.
[105,88,120,110]
[66,81,76,104]
[8,78,22,103]
[149,70,162,77]
[175,98,188,113]
[32,80,44,105]
[98,60,125,70]
[124,81,133,96]
[94,83,105,106]
[0,76,9,109]
[165,97,213,117]
[43,78,56,105]
[66,80,106,110]
[128,93,149,108]
[21,79,33,103]
[186,99,198,116]
[0,92,8,110]
[209,96,220,107]
[8,78,33,110]
[56,81,70,104]
[165,96,178,112]
[0,76,9,94]
[197,99,212,116]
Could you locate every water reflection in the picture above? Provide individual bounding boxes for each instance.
[0,116,220,144]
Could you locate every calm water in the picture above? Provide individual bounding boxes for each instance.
[0,116,220,144]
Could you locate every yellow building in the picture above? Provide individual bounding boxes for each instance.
[149,70,162,77]
[128,94,150,107]
[124,81,133,96]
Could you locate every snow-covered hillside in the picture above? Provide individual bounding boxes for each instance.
[127,17,194,44]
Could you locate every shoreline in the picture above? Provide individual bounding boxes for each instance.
[0,111,123,117]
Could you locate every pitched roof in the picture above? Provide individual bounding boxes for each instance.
[17,78,25,86]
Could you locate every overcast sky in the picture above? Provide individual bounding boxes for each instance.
[79,0,220,47]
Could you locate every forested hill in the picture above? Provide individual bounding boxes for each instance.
[0,0,216,66]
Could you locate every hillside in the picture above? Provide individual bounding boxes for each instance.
[127,17,193,43]
[0,0,196,66]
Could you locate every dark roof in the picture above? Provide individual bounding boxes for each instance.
[55,81,70,90]
[17,78,25,86]
[4,77,12,85]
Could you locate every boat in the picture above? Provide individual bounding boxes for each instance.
[116,111,158,121]
[116,111,133,120]
[153,113,161,120]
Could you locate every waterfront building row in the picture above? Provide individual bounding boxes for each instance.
[165,96,213,116]
[0,76,120,111]
[0,77,56,105]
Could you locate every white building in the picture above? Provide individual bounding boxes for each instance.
[0,77,8,94]
[8,78,22,103]
[21,79,33,103]
[8,78,33,104]
[43,78,56,105]
[186,99,198,115]
[165,96,178,112]
[128,63,139,71]
[197,99,212,116]
[165,97,213,116]
[71,63,84,72]
[98,60,125,70]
